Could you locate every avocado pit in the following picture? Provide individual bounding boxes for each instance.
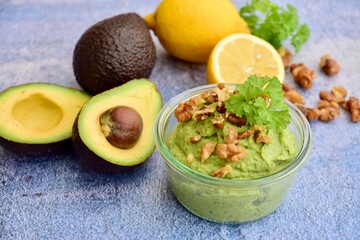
[100,106,143,149]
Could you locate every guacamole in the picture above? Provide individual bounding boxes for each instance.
[168,119,298,179]
[168,82,299,180]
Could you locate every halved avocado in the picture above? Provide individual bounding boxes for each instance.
[0,83,91,155]
[72,79,162,172]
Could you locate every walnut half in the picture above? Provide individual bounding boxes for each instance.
[318,100,341,122]
[320,54,340,76]
[346,96,360,122]
[224,126,238,144]
[290,63,317,89]
[282,83,305,105]
[296,105,320,121]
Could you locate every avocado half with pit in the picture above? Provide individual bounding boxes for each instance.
[0,83,91,155]
[72,79,162,172]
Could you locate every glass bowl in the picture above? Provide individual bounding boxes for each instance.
[154,83,312,224]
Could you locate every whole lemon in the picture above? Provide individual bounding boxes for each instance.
[144,0,250,63]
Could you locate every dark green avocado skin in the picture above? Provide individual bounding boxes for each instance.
[73,13,156,95]
[72,114,142,173]
[0,136,71,155]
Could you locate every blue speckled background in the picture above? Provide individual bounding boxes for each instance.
[1,0,359,239]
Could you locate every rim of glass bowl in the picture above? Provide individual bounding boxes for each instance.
[154,83,312,188]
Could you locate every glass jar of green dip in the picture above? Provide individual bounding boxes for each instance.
[154,84,312,224]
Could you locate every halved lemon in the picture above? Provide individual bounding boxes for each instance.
[207,33,285,84]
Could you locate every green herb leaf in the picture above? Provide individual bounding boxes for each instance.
[291,23,311,53]
[225,75,290,130]
[239,0,310,53]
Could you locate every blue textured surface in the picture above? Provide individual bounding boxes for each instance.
[1,0,359,239]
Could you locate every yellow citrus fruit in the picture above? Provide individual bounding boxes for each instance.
[207,33,285,84]
[144,0,250,63]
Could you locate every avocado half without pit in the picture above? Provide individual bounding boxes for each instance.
[72,79,162,172]
[0,83,91,155]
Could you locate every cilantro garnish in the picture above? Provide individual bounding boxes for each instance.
[225,75,290,130]
[239,0,310,53]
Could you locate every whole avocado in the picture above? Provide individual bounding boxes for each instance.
[73,13,156,95]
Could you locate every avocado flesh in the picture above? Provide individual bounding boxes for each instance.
[12,93,63,132]
[72,79,162,172]
[73,13,157,95]
[0,83,91,155]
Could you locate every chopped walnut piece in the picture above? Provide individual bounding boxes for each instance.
[174,96,203,122]
[297,104,320,121]
[290,63,317,89]
[217,82,227,90]
[332,86,347,106]
[284,89,305,105]
[201,142,216,163]
[215,143,246,163]
[201,90,218,103]
[319,86,347,104]
[193,106,214,121]
[346,96,360,122]
[212,115,225,129]
[211,165,233,178]
[189,95,203,106]
[305,108,321,121]
[317,100,341,122]
[215,87,231,102]
[238,129,254,139]
[278,47,293,69]
[332,86,347,98]
[319,91,339,103]
[174,102,192,122]
[187,153,194,163]
[216,101,226,113]
[215,144,229,159]
[317,100,339,110]
[254,132,272,144]
[227,114,247,127]
[282,83,305,105]
[189,135,202,143]
[320,54,340,76]
[224,126,238,144]
[230,152,247,163]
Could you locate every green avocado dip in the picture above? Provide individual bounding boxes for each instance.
[168,78,299,180]
[164,77,303,223]
[168,119,298,179]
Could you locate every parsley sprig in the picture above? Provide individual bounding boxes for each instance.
[225,75,290,130]
[240,0,310,53]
